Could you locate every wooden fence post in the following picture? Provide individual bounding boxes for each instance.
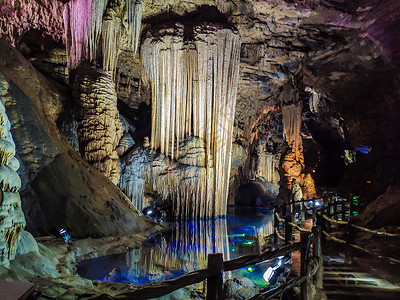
[333,199,338,220]
[300,201,306,222]
[311,198,316,223]
[316,213,326,244]
[273,206,279,244]
[282,202,287,218]
[300,232,312,300]
[341,201,346,221]
[207,253,223,300]
[345,218,355,265]
[312,226,323,290]
[327,201,332,218]
[285,215,292,245]
[350,201,355,217]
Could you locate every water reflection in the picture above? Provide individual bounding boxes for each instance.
[77,207,275,287]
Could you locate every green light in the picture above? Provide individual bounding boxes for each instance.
[243,241,254,245]
[247,267,254,272]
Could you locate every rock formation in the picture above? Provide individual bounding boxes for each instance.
[0,80,25,268]
[142,22,240,218]
[64,0,142,183]
[74,66,123,185]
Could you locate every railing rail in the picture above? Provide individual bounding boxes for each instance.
[94,225,319,300]
[314,194,400,267]
[94,193,399,300]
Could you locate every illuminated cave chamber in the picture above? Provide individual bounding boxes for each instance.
[141,22,241,218]
[63,0,142,184]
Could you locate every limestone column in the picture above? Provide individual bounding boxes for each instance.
[74,65,123,185]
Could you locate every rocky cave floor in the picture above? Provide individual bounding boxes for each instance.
[0,219,173,299]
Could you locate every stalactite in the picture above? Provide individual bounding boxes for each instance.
[142,24,240,219]
[282,104,302,160]
[257,150,280,188]
[119,148,149,213]
[305,86,320,113]
[0,0,64,46]
[63,0,106,69]
[0,97,25,268]
[126,0,142,55]
[102,15,121,73]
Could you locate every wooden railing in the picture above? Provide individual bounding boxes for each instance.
[316,196,400,265]
[94,238,318,300]
[94,213,323,300]
[97,194,394,300]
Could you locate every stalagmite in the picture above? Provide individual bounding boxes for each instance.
[119,148,149,212]
[142,23,240,219]
[64,0,143,183]
[0,97,25,268]
[75,67,123,185]
[281,101,317,199]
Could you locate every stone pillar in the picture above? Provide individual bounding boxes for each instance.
[74,65,123,185]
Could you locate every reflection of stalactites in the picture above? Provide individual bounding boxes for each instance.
[282,104,302,160]
[120,218,230,284]
[141,25,241,219]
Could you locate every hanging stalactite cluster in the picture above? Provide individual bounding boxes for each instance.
[282,103,303,161]
[64,0,142,72]
[64,0,142,184]
[141,23,241,218]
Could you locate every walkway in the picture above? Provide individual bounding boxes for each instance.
[322,255,400,299]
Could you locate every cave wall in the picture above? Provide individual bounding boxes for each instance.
[0,40,148,238]
[0,0,399,226]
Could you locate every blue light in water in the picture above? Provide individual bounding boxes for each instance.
[355,145,371,154]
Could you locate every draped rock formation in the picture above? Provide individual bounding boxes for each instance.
[281,102,316,198]
[0,87,25,268]
[64,0,142,183]
[257,150,280,189]
[142,23,240,218]
[282,104,303,161]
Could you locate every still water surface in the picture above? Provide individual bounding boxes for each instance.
[77,207,279,287]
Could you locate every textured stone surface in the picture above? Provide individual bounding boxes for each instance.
[74,65,123,185]
[0,0,399,222]
[224,277,259,300]
[0,95,25,268]
[0,41,149,238]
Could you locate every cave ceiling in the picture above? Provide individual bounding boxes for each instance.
[0,0,399,192]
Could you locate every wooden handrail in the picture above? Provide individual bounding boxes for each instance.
[95,237,308,300]
[224,242,302,271]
